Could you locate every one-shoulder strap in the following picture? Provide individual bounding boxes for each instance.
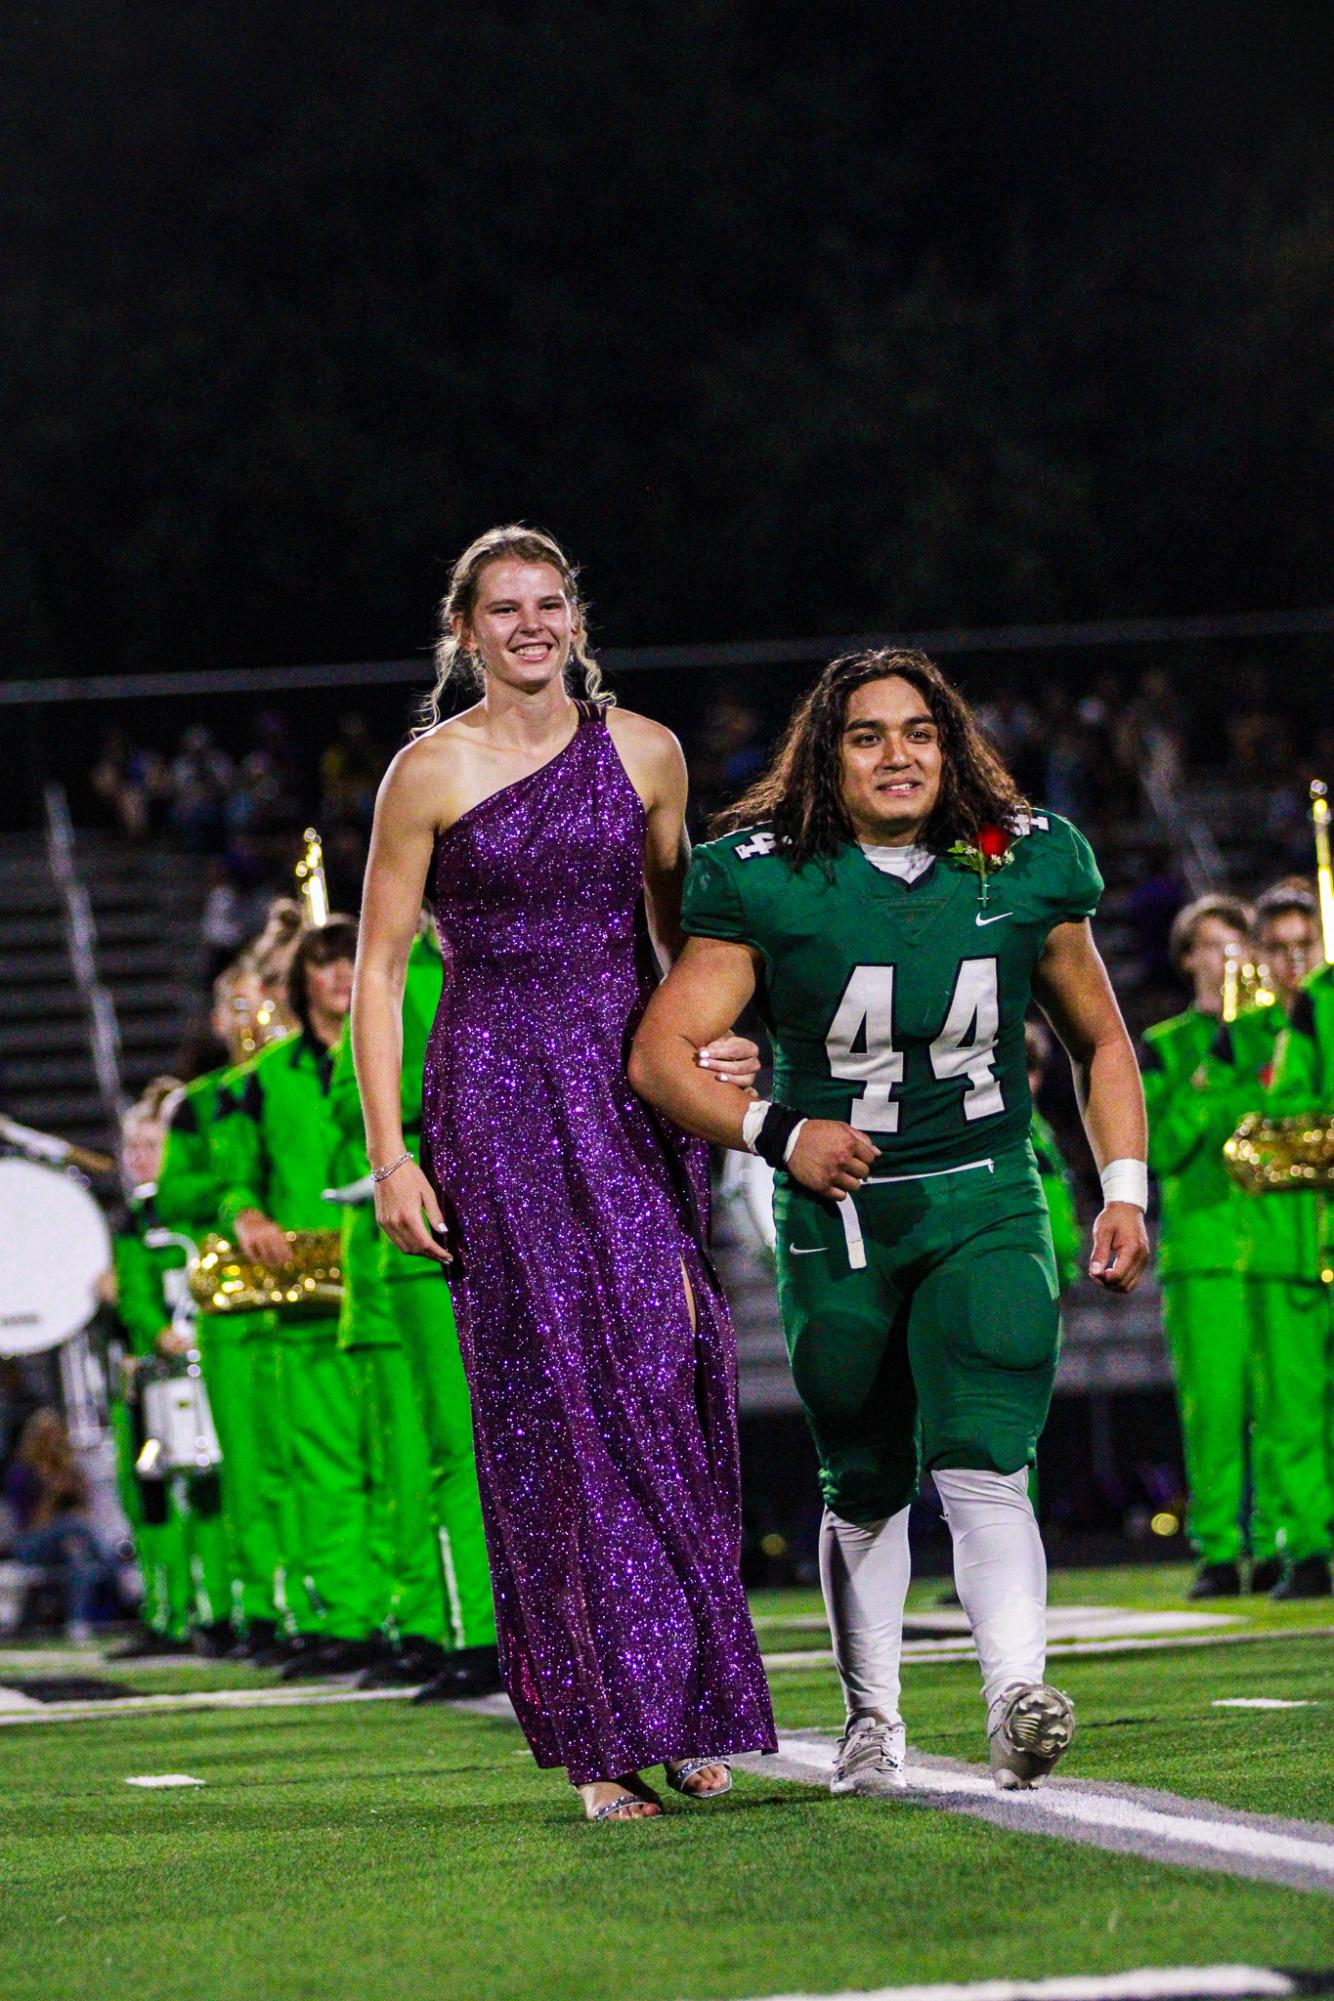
[575,696,608,728]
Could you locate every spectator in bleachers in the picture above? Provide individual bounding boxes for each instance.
[167,726,234,852]
[91,728,170,840]
[3,1409,115,1642]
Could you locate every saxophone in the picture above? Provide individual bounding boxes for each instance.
[189,1230,343,1316]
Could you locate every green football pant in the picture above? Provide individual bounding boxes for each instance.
[1160,1273,1253,1566]
[279,1327,384,1640]
[390,1275,496,1649]
[1248,1278,1333,1564]
[360,1344,449,1644]
[773,1146,1060,1528]
[197,1317,279,1626]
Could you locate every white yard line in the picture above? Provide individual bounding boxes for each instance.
[738,1736,1334,1898]
[0,1683,421,1726]
[738,1968,1305,2001]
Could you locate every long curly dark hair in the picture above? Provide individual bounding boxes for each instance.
[714,648,1027,868]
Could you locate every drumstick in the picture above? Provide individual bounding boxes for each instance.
[0,1114,116,1177]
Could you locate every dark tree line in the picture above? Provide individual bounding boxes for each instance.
[5,0,1331,677]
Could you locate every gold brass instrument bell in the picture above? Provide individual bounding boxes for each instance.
[296,826,330,927]
[1224,1112,1334,1196]
[190,1229,343,1316]
[1220,944,1274,1024]
[1313,779,1334,966]
[1222,776,1334,1196]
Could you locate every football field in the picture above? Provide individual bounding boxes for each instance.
[3,1566,1332,2001]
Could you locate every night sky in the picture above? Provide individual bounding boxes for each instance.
[7,1,1331,675]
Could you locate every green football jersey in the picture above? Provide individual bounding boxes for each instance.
[682,811,1102,1174]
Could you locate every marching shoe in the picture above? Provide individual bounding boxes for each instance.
[356,1638,449,1689]
[1249,1558,1283,1595]
[1187,1561,1242,1599]
[192,1621,238,1659]
[281,1636,389,1681]
[1270,1555,1333,1600]
[987,1682,1076,1790]
[830,1711,908,1796]
[257,1631,321,1672]
[105,1628,191,1661]
[411,1644,504,1704]
[229,1618,278,1662]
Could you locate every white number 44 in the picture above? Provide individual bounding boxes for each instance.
[825,958,1004,1132]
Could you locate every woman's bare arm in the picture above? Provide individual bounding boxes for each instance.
[352,742,451,1262]
[1032,919,1150,1292]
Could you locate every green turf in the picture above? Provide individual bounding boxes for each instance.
[3,1571,1333,2001]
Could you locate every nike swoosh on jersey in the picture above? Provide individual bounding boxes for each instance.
[975,911,1012,927]
[786,1244,828,1255]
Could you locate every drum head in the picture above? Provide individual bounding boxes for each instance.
[0,1157,112,1356]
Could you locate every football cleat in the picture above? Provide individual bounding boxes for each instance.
[830,1711,908,1796]
[987,1682,1076,1791]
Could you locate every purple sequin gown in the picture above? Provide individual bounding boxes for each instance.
[421,705,776,1785]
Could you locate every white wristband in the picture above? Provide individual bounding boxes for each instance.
[1100,1158,1148,1210]
[741,1099,771,1154]
[783,1119,808,1164]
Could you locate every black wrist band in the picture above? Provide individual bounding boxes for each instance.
[755,1102,804,1169]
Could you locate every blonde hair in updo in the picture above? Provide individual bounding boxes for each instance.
[418,524,610,731]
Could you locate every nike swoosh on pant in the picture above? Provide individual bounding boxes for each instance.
[975,912,1012,926]
[787,1245,828,1255]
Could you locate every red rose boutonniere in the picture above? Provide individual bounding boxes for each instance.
[945,824,1015,907]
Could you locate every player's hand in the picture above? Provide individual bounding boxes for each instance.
[374,1160,452,1264]
[1088,1202,1150,1291]
[786,1120,878,1200]
[235,1209,292,1268]
[696,1034,762,1089]
[156,1326,192,1358]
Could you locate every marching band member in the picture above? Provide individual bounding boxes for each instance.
[1142,896,1258,1597]
[367,917,499,1701]
[110,1085,232,1653]
[156,958,285,1655]
[213,917,388,1676]
[1223,884,1330,1598]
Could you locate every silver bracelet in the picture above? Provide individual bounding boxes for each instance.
[372,1151,413,1185]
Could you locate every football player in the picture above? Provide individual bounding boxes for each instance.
[630,648,1148,1792]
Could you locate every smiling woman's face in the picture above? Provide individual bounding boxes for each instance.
[839,676,943,847]
[457,558,577,694]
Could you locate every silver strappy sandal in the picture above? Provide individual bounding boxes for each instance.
[664,1757,733,1800]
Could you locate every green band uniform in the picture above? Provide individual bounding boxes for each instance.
[682,810,1102,1525]
[214,1032,383,1641]
[1142,1008,1258,1566]
[1271,964,1334,1537]
[112,1194,230,1636]
[158,1070,279,1630]
[330,929,495,1652]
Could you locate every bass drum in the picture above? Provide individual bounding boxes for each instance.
[0,1157,112,1357]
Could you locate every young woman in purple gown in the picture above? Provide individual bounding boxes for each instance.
[352,526,777,1823]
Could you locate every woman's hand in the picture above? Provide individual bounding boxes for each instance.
[696,1034,762,1090]
[374,1160,452,1264]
